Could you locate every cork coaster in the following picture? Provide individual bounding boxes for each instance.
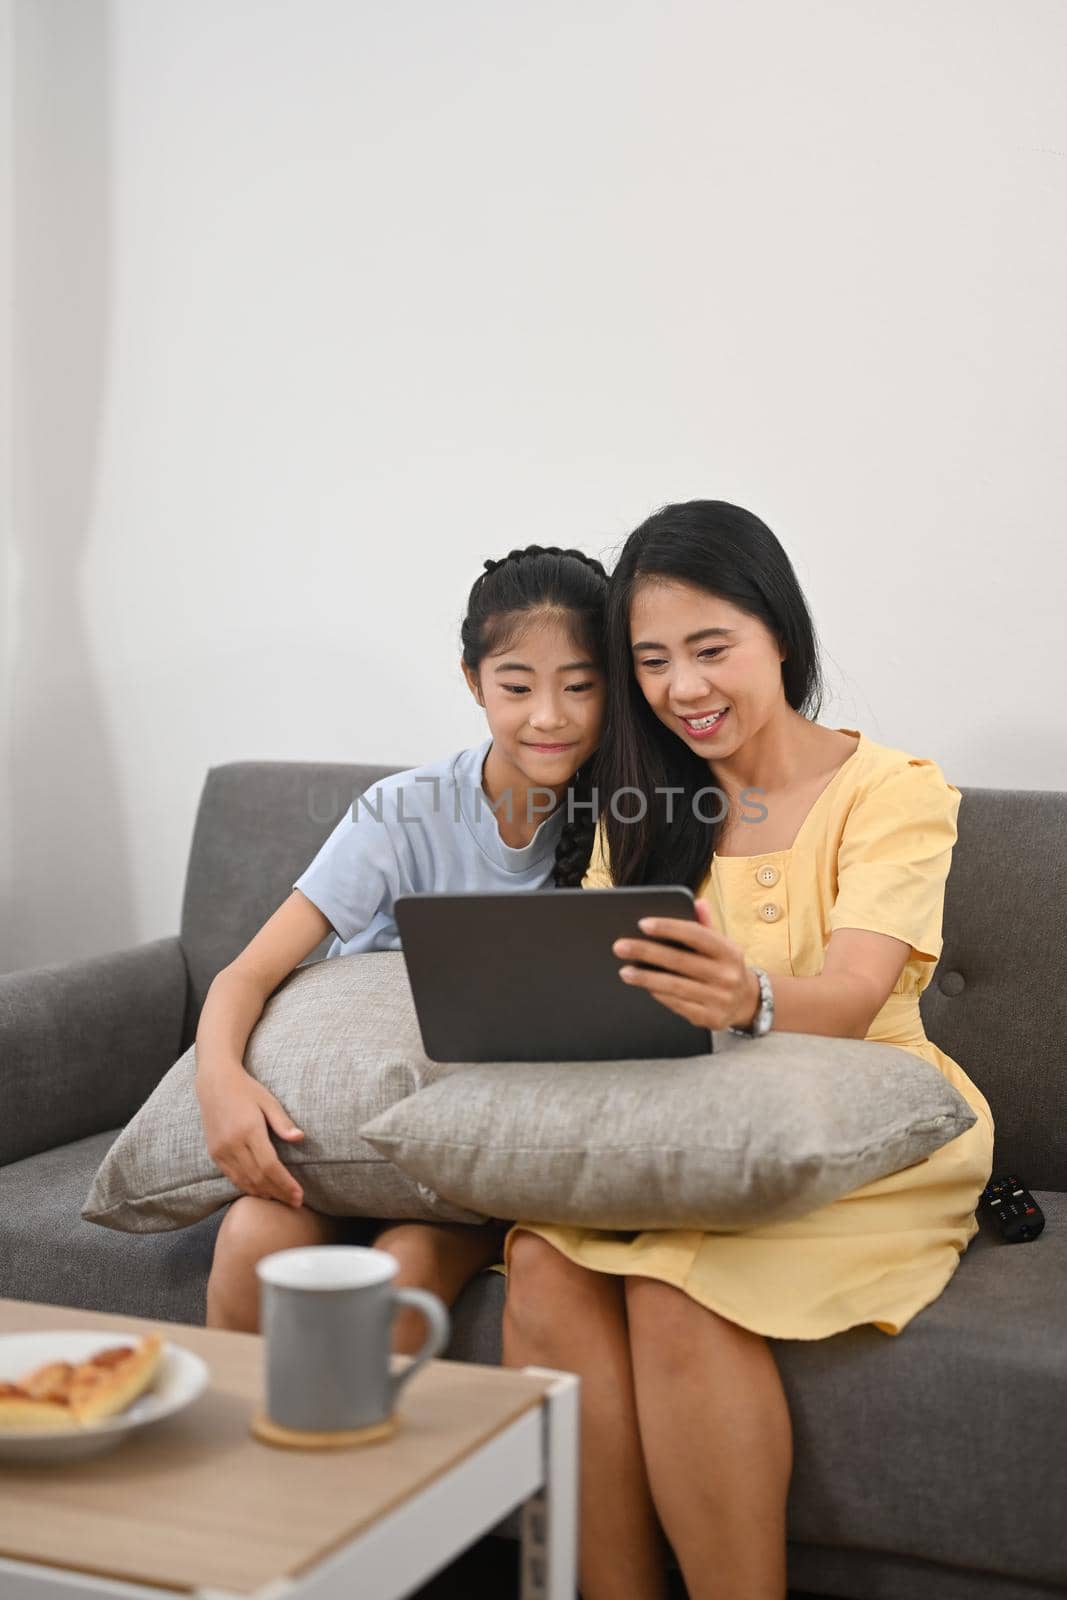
[250,1410,398,1451]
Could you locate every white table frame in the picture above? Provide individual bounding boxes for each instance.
[0,1368,579,1600]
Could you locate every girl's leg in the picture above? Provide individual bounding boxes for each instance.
[502,1230,667,1600]
[371,1220,507,1355]
[206,1205,504,1346]
[205,1196,345,1331]
[624,1277,793,1600]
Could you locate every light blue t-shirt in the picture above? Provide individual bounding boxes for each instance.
[293,740,565,958]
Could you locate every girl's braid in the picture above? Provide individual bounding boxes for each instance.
[482,546,608,581]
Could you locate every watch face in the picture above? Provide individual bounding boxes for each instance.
[753,968,773,1034]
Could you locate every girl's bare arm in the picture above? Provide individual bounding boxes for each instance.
[194,890,334,1204]
[195,889,331,1074]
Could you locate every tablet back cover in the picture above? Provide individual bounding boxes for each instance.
[396,888,713,1062]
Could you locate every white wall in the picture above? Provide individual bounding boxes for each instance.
[6,0,1066,972]
[0,0,13,973]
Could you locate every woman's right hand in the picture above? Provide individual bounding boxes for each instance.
[196,1068,305,1208]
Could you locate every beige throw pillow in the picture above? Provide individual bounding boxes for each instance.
[360,1032,978,1230]
[82,952,484,1232]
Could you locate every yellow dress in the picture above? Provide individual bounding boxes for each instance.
[507,729,995,1340]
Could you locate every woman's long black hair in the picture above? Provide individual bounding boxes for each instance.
[460,544,608,887]
[598,501,824,888]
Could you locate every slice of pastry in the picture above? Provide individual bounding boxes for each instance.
[66,1334,165,1425]
[0,1381,75,1432]
[0,1334,165,1432]
[19,1360,76,1401]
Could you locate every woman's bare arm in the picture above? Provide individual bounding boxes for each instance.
[748,928,911,1039]
[613,911,911,1040]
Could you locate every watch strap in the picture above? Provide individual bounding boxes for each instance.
[729,964,775,1038]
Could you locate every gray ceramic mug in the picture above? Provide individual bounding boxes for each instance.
[256,1245,450,1435]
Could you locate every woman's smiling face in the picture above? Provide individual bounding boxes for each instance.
[629,579,786,760]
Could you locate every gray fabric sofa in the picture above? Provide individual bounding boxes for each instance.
[2,759,1065,1599]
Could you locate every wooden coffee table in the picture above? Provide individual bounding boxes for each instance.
[0,1298,578,1599]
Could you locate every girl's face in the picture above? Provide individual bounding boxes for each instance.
[629,579,785,760]
[464,612,605,787]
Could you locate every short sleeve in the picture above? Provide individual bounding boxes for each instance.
[292,782,404,943]
[828,758,961,962]
[581,822,613,889]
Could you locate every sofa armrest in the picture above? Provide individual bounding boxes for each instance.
[0,937,189,1166]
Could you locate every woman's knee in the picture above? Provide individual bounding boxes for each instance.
[624,1274,688,1331]
[625,1275,752,1373]
[504,1231,604,1347]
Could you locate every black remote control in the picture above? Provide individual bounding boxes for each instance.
[978,1175,1045,1243]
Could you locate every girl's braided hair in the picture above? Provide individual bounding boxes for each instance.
[461,544,608,888]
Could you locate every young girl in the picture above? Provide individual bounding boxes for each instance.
[501,501,995,1600]
[196,543,607,1347]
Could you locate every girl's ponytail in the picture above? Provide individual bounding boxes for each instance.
[553,760,599,889]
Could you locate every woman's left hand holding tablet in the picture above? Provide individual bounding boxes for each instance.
[613,901,760,1031]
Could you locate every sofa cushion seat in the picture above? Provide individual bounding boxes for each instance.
[776,1200,1067,1589]
[0,1131,225,1324]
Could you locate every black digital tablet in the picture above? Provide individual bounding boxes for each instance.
[394,887,713,1063]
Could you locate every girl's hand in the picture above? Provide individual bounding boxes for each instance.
[196,1069,305,1208]
[612,900,761,1032]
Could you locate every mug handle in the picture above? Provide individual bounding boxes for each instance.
[388,1288,451,1407]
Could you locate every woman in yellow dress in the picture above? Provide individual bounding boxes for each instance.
[501,500,995,1600]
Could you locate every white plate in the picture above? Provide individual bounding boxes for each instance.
[0,1331,209,1463]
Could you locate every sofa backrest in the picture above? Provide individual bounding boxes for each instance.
[179,764,1067,1190]
[178,760,399,1051]
[919,786,1066,1191]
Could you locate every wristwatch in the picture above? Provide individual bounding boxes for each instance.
[729,964,775,1038]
